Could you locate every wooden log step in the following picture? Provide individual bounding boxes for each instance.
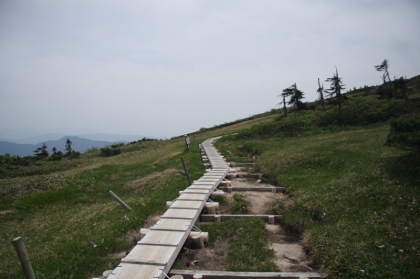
[169,270,323,278]
[200,214,281,223]
[218,186,285,193]
[235,172,263,179]
[229,163,255,167]
[225,156,258,161]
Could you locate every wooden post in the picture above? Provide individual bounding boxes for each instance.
[207,204,216,214]
[140,228,149,239]
[181,157,192,185]
[215,215,221,223]
[185,135,191,151]
[189,232,209,243]
[108,190,132,211]
[166,201,174,209]
[268,215,275,224]
[191,234,205,249]
[12,237,35,279]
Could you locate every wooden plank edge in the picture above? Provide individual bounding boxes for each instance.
[169,270,324,278]
[218,186,285,193]
[200,214,281,222]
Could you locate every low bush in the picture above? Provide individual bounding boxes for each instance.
[100,146,121,157]
[386,114,420,149]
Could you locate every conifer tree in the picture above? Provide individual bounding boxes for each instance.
[279,83,305,117]
[325,67,346,112]
[65,138,73,155]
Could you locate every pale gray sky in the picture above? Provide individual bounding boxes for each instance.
[1,0,419,139]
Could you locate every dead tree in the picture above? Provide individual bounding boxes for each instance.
[317,78,326,111]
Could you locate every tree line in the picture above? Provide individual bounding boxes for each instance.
[0,138,81,165]
[279,59,410,117]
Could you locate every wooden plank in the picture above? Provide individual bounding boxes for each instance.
[170,200,202,209]
[151,219,192,231]
[177,193,207,201]
[188,185,214,189]
[181,189,211,194]
[123,245,175,264]
[139,231,185,246]
[107,263,164,279]
[192,181,218,185]
[169,270,323,279]
[162,209,199,219]
[200,214,281,222]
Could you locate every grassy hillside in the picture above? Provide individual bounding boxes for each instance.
[1,75,419,278]
[215,124,419,277]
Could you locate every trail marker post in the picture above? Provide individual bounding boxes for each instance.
[180,156,192,185]
[184,135,192,151]
[12,237,35,279]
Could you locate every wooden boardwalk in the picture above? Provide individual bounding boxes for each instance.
[107,138,230,279]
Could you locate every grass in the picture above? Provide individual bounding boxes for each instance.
[198,218,278,272]
[215,123,420,278]
[230,194,250,214]
[0,139,206,278]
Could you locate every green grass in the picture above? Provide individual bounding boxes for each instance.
[0,140,206,278]
[230,194,250,214]
[215,123,420,278]
[198,218,277,272]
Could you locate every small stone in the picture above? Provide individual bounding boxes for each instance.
[256,179,262,183]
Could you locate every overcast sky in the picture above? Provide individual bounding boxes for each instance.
[1,0,419,139]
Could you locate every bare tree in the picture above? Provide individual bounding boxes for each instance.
[317,78,326,111]
[278,87,293,117]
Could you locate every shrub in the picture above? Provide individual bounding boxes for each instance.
[386,114,420,149]
[100,146,121,157]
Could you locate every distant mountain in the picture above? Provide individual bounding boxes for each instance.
[0,136,119,157]
[0,141,36,157]
[0,132,158,145]
[76,133,145,143]
[12,133,69,144]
